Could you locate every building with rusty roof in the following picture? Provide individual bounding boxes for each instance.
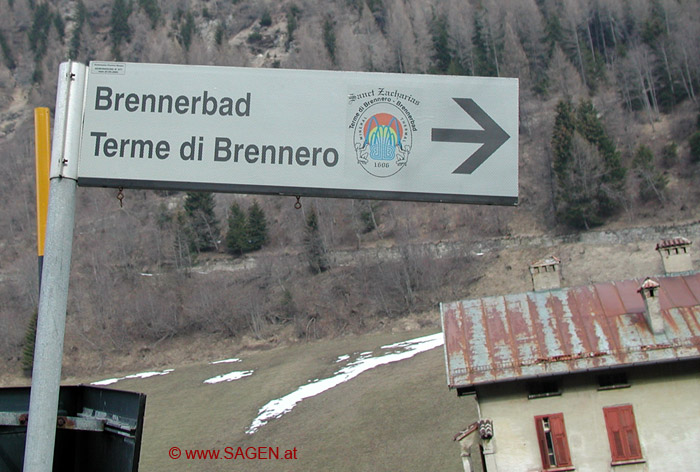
[441,239,700,472]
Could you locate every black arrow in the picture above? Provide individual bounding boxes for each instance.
[431,98,510,174]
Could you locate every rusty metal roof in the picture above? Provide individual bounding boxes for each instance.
[656,237,691,250]
[440,272,700,389]
[530,256,561,268]
[638,277,660,292]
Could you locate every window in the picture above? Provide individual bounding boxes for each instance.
[603,405,643,464]
[534,413,573,470]
[597,372,630,391]
[528,380,561,399]
[456,386,476,396]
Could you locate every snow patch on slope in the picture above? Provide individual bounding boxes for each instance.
[91,369,174,386]
[246,332,444,434]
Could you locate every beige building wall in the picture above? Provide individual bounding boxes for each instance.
[474,362,700,472]
[529,257,561,291]
[658,248,693,274]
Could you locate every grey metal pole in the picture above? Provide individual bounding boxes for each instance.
[23,61,86,472]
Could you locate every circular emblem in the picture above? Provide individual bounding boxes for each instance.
[352,102,413,178]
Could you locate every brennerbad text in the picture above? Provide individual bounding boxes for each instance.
[93,86,251,117]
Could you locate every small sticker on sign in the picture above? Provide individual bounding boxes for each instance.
[91,62,126,75]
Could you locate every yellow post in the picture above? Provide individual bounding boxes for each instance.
[34,107,51,285]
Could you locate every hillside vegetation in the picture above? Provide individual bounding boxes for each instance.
[14,329,472,472]
[1,0,699,377]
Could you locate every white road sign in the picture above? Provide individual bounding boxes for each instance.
[77,62,518,204]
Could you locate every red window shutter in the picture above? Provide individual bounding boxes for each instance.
[619,406,642,459]
[534,416,550,468]
[534,413,572,469]
[604,407,625,461]
[549,414,573,466]
[604,405,642,462]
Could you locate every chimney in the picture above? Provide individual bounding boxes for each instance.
[637,278,664,335]
[529,256,561,291]
[656,238,693,274]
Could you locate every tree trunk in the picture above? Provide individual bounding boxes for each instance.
[681,46,697,101]
[572,25,587,87]
[488,21,500,77]
[586,21,596,63]
[660,43,675,98]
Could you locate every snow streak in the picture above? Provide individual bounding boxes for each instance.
[204,370,254,384]
[246,332,444,434]
[91,369,174,386]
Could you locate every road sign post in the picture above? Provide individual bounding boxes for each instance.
[24,61,85,472]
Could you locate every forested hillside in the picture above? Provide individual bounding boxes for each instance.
[1,0,699,376]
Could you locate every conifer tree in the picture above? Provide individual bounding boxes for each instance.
[575,100,626,217]
[472,13,497,77]
[246,201,268,251]
[68,1,87,60]
[366,0,386,33]
[183,192,220,252]
[304,209,330,274]
[285,5,300,51]
[28,3,52,60]
[689,132,700,163]
[551,99,626,229]
[661,141,678,168]
[111,0,132,45]
[557,132,607,228]
[53,13,65,44]
[280,288,297,322]
[641,0,666,46]
[226,202,248,255]
[260,10,272,28]
[551,100,576,177]
[139,0,161,28]
[0,31,16,70]
[110,0,132,59]
[543,11,564,55]
[179,11,196,51]
[323,17,336,65]
[215,23,225,46]
[430,13,452,74]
